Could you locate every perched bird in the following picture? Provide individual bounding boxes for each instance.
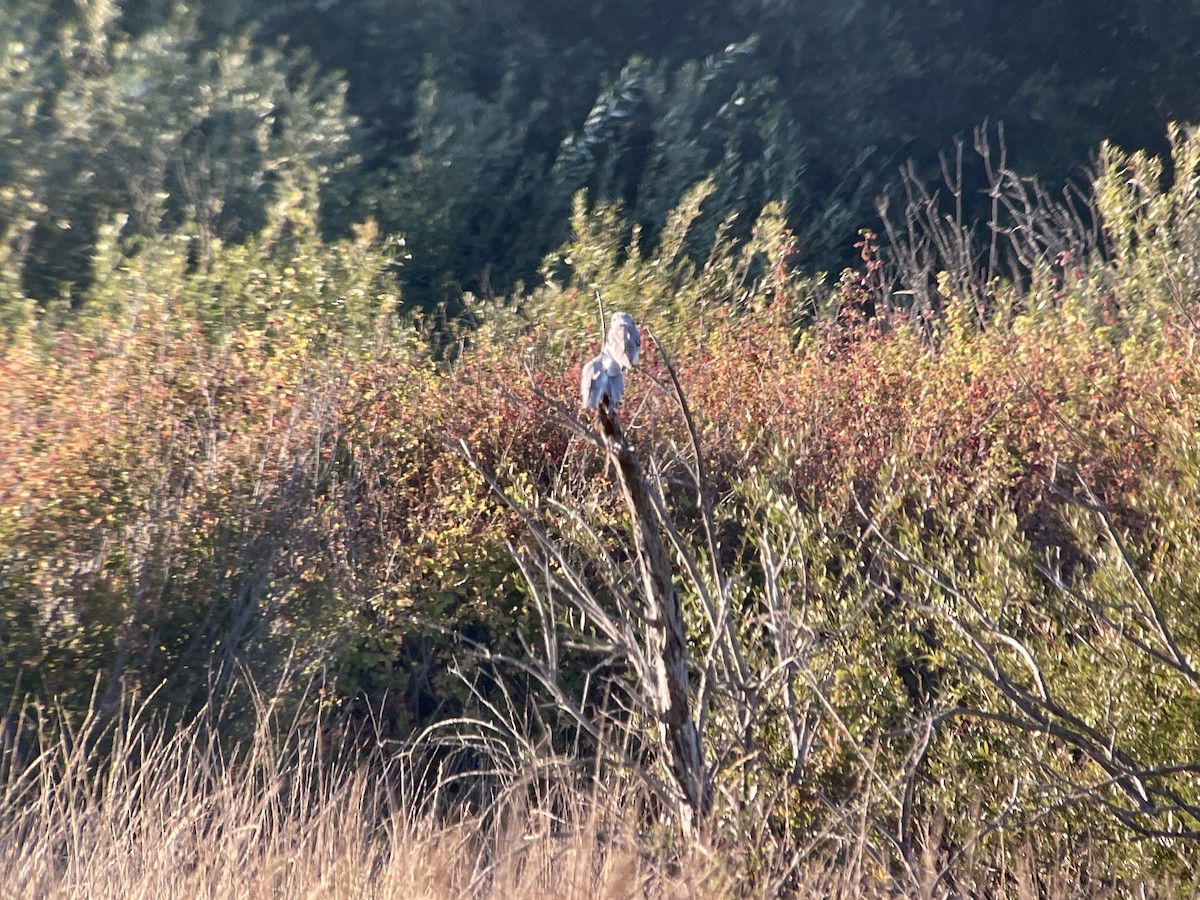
[604,312,640,371]
[580,351,624,410]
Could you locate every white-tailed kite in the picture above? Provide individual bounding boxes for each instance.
[580,351,624,410]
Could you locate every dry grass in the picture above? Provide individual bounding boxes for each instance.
[0,688,1173,899]
[0,689,745,900]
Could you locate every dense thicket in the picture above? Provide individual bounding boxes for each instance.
[7,117,1200,884]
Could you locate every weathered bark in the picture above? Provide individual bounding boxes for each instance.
[599,406,711,831]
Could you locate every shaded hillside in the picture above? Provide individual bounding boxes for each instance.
[5,0,1200,308]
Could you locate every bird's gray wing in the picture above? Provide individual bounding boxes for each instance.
[580,355,603,408]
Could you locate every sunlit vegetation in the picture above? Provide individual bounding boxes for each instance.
[8,0,1200,894]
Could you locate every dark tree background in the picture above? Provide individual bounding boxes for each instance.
[6,0,1200,308]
